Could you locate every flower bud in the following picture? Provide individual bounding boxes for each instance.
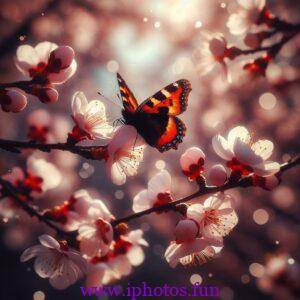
[0,89,27,112]
[209,37,226,58]
[37,87,59,103]
[174,219,198,243]
[180,147,205,181]
[208,164,228,186]
[49,46,75,69]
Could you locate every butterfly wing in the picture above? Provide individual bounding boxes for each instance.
[137,79,191,116]
[117,73,139,113]
[156,116,186,152]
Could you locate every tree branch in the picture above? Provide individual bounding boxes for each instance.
[0,138,107,161]
[0,177,75,238]
[111,156,300,226]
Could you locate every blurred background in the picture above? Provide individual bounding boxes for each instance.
[0,0,299,299]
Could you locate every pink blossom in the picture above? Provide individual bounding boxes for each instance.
[69,91,113,142]
[180,147,205,181]
[27,156,62,192]
[174,219,199,243]
[194,32,228,79]
[0,89,27,113]
[227,0,266,35]
[208,164,228,186]
[20,234,87,289]
[187,193,238,239]
[212,126,280,177]
[165,237,223,268]
[15,42,76,84]
[106,125,145,185]
[133,169,172,212]
[87,229,148,285]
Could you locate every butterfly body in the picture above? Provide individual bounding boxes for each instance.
[117,73,191,152]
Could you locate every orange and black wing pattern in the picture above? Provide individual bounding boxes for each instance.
[117,73,138,113]
[138,79,191,116]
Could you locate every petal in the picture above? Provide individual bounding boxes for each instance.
[180,147,205,170]
[133,189,151,213]
[187,204,205,224]
[126,229,148,246]
[47,60,77,84]
[228,126,250,148]
[108,161,127,186]
[16,45,39,71]
[20,245,45,262]
[127,246,145,266]
[233,139,263,166]
[147,170,171,200]
[39,234,60,249]
[35,41,57,63]
[72,91,88,116]
[34,250,58,278]
[251,140,274,160]
[253,161,280,176]
[212,135,234,160]
[49,259,80,290]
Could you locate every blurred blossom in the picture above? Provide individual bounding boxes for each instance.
[226,0,266,35]
[208,164,228,186]
[253,208,269,225]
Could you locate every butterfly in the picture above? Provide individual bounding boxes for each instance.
[117,73,191,152]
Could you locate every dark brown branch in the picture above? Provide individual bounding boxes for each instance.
[0,178,75,238]
[0,138,107,161]
[111,156,300,226]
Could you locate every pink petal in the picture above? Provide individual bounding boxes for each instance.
[39,234,60,249]
[212,135,234,160]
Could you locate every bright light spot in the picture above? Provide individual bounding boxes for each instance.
[154,21,161,28]
[241,274,250,284]
[79,163,94,179]
[19,35,26,41]
[107,60,119,73]
[220,3,226,8]
[190,273,202,285]
[275,240,280,245]
[288,258,295,265]
[195,21,202,28]
[33,291,45,300]
[208,273,213,278]
[155,160,166,170]
[114,190,124,200]
[249,263,265,278]
[253,209,269,225]
[143,17,148,22]
[259,93,277,110]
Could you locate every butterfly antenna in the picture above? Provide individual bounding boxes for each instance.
[97,91,123,109]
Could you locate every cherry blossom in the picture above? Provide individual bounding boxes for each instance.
[15,41,76,85]
[106,125,145,185]
[194,32,228,79]
[187,193,238,239]
[87,229,148,285]
[69,91,113,142]
[133,169,172,212]
[165,237,223,268]
[26,156,62,192]
[20,234,87,290]
[0,89,27,113]
[212,126,280,177]
[45,189,114,231]
[180,147,205,181]
[227,0,266,36]
[208,164,228,186]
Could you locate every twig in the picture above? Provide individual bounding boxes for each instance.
[111,156,300,226]
[0,138,107,161]
[0,178,75,238]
